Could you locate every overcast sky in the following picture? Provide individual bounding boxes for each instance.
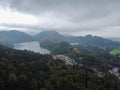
[0,0,120,37]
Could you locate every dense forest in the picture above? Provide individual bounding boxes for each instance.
[40,37,120,70]
[38,31,120,70]
[40,41,73,54]
[0,44,120,90]
[0,30,120,90]
[1,0,120,89]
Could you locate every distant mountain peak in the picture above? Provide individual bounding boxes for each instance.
[41,30,58,33]
[34,30,66,42]
[0,30,34,43]
[85,34,92,37]
[85,34,93,38]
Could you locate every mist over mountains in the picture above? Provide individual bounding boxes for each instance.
[34,30,66,42]
[0,30,120,90]
[0,30,34,43]
[1,1,120,90]
[0,30,119,48]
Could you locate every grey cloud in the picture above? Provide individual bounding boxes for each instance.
[0,0,120,37]
[0,23,42,32]
[1,0,119,15]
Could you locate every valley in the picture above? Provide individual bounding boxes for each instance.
[14,41,50,54]
[0,30,120,90]
[1,1,120,90]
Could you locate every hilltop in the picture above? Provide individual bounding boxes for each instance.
[0,30,34,43]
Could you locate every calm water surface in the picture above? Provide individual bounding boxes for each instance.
[14,41,50,54]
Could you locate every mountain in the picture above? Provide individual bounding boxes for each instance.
[0,30,120,90]
[34,30,66,42]
[109,38,120,42]
[34,31,71,53]
[0,30,34,44]
[34,31,120,55]
[66,35,120,50]
[0,44,120,90]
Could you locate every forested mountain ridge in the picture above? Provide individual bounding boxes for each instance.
[36,31,120,72]
[34,30,120,51]
[0,30,120,51]
[0,30,34,43]
[66,35,120,50]
[34,30,66,42]
[35,31,69,53]
[0,44,120,90]
[0,30,120,69]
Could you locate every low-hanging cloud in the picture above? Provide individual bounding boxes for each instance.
[0,0,120,37]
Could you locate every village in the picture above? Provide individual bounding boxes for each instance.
[53,54,120,78]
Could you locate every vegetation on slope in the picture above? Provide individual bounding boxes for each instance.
[39,31,120,69]
[66,35,120,51]
[0,30,34,47]
[0,44,120,90]
[40,40,73,55]
[110,49,120,55]
[34,30,66,42]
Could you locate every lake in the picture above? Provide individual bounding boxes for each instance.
[70,43,79,45]
[14,41,50,54]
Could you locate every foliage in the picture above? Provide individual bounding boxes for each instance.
[41,40,73,55]
[51,41,73,54]
[110,49,120,55]
[66,35,120,50]
[34,30,66,42]
[71,44,120,68]
[0,44,120,90]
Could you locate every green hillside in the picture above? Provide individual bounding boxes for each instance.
[34,30,66,42]
[0,44,120,90]
[110,49,120,55]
